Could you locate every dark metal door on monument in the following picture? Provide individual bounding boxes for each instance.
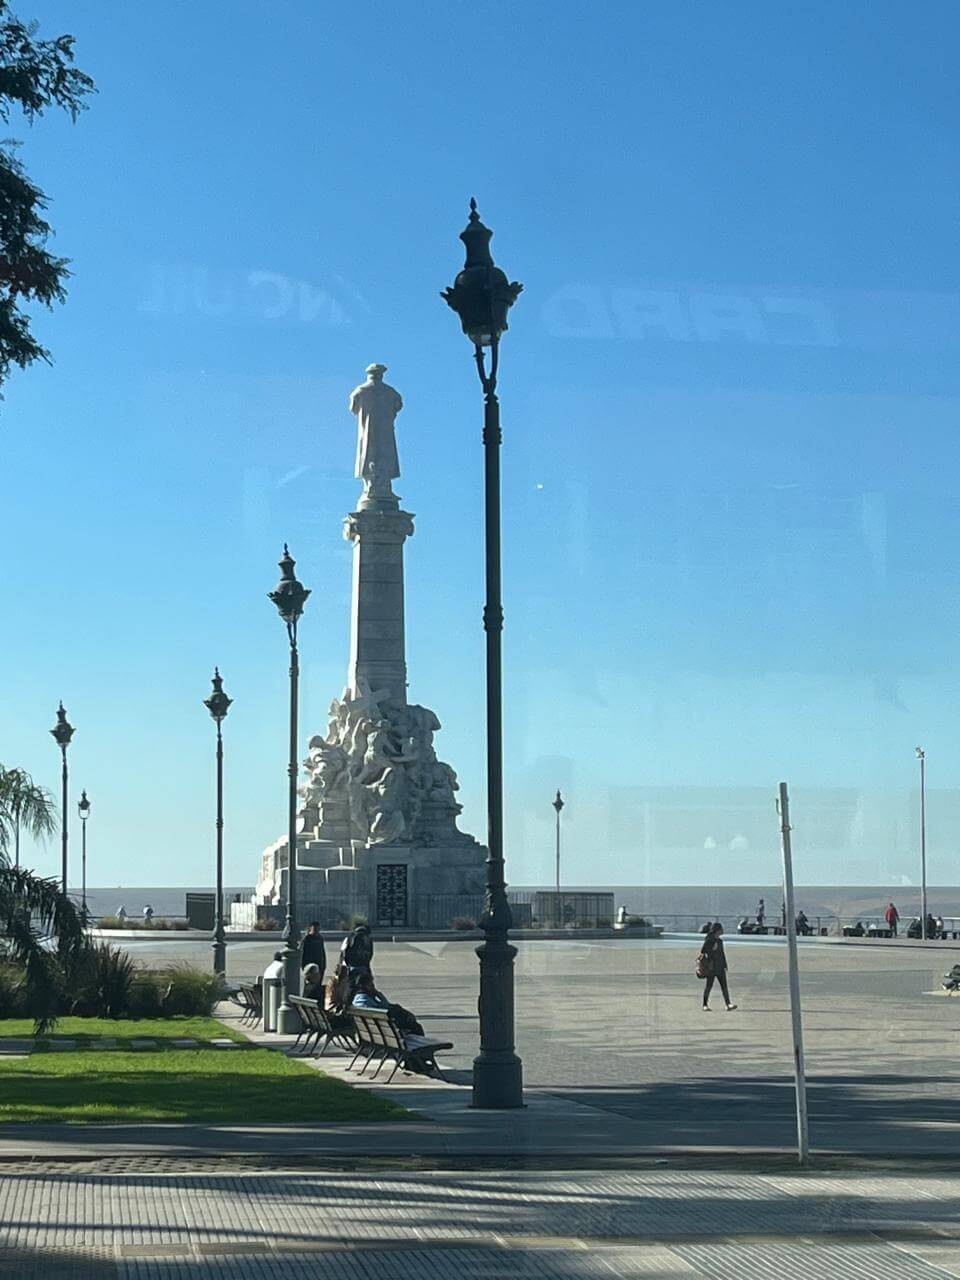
[376,864,408,927]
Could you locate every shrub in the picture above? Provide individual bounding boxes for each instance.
[128,971,166,1018]
[61,942,135,1018]
[450,916,476,931]
[624,915,650,929]
[0,961,26,1017]
[158,963,225,1017]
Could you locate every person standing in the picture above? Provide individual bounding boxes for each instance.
[301,921,327,981]
[756,898,765,930]
[700,922,737,1011]
[885,901,900,938]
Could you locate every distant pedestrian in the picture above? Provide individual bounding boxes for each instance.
[756,898,765,930]
[116,906,127,924]
[340,922,374,974]
[699,922,737,1012]
[301,921,327,982]
[885,901,899,937]
[143,904,153,922]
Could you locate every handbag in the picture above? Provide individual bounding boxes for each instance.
[695,953,710,979]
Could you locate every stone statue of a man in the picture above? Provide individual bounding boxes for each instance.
[349,363,402,504]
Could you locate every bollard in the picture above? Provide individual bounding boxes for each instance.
[263,976,281,1033]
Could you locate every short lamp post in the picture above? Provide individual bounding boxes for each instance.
[77,790,91,916]
[443,199,524,1109]
[553,790,564,927]
[50,703,75,896]
[204,668,232,975]
[916,746,927,940]
[268,544,310,1034]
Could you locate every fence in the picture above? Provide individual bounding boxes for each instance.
[647,913,960,939]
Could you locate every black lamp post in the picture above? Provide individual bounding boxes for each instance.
[443,198,524,1109]
[204,668,232,975]
[268,544,310,1034]
[50,703,75,896]
[77,790,91,916]
[553,790,564,926]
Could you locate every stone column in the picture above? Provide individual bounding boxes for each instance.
[344,504,415,703]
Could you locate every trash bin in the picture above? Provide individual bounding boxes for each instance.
[263,976,282,1033]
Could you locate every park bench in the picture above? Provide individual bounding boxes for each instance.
[234,982,263,1026]
[347,1005,452,1082]
[288,994,355,1057]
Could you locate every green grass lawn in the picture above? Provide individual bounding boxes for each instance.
[0,1016,245,1047]
[0,1048,408,1124]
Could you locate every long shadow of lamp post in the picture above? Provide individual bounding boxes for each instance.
[442,199,524,1109]
[204,668,232,974]
[77,790,91,917]
[50,703,75,897]
[269,544,310,1034]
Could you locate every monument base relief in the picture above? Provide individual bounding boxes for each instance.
[248,365,486,930]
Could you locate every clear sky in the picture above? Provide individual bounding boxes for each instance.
[3,1,960,888]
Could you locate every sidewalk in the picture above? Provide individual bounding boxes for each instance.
[2,1164,960,1278]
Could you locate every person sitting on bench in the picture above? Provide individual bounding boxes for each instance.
[352,969,424,1036]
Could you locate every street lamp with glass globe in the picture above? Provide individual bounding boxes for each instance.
[442,198,524,1109]
[204,668,232,975]
[50,703,75,896]
[77,790,91,915]
[268,544,310,1034]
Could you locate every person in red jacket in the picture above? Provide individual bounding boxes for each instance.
[885,901,900,937]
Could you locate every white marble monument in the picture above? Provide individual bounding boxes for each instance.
[251,366,486,929]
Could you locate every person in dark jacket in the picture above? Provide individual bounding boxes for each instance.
[340,922,374,973]
[300,922,326,981]
[699,922,737,1011]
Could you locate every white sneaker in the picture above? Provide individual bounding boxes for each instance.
[725,1004,738,1011]
[702,1005,711,1011]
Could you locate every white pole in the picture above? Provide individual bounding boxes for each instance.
[778,781,809,1165]
[921,747,926,947]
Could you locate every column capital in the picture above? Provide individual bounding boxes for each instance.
[344,508,415,545]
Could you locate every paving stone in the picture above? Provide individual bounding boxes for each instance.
[91,1039,119,1050]
[210,1039,242,1048]
[46,1040,76,1052]
[128,1040,158,1050]
[0,1039,35,1055]
[170,1040,200,1049]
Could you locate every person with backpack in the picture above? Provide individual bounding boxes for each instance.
[698,922,737,1011]
[340,922,374,975]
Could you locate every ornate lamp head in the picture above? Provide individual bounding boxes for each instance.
[442,199,523,347]
[204,667,233,723]
[553,789,564,814]
[78,790,91,820]
[50,702,74,750]
[268,544,310,634]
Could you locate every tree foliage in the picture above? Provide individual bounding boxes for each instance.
[1,761,82,1031]
[0,2,94,386]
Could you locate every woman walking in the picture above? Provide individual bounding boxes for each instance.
[699,922,737,1011]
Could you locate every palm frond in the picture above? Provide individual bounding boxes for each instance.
[0,863,84,1032]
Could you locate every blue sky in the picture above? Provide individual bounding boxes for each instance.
[3,1,960,889]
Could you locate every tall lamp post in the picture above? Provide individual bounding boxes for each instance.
[916,746,927,940]
[204,668,232,975]
[443,198,524,1108]
[268,544,310,1034]
[50,703,75,896]
[77,790,91,916]
[553,789,564,927]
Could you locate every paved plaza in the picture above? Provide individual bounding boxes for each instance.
[102,932,960,1156]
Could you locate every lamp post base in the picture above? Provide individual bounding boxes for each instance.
[472,934,524,1109]
[212,933,226,977]
[472,1051,524,1109]
[276,943,301,1035]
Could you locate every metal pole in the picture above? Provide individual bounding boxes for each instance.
[277,631,301,1033]
[60,746,68,896]
[555,804,561,920]
[918,748,927,940]
[472,348,523,1110]
[777,781,809,1165]
[13,813,19,871]
[212,721,226,974]
[81,817,87,913]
